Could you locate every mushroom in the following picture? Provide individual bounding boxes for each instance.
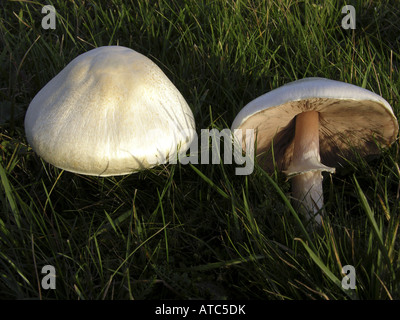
[231,77,399,224]
[25,46,195,176]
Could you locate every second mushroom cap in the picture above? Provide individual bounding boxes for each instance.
[232,77,398,173]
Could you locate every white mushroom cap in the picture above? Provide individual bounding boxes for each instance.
[25,46,195,176]
[232,77,398,172]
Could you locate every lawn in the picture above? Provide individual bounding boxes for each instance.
[0,0,399,300]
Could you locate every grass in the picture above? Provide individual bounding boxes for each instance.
[1,0,400,300]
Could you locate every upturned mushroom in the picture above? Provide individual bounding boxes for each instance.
[25,46,195,176]
[231,77,399,224]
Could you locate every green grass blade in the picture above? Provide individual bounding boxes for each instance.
[189,163,229,199]
[0,162,20,228]
[296,238,358,300]
[353,176,394,276]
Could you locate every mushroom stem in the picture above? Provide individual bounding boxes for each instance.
[292,111,320,164]
[291,170,324,224]
[285,111,335,224]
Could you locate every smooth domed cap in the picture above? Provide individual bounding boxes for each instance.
[232,77,399,171]
[25,46,195,176]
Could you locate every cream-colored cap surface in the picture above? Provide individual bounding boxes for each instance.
[232,77,399,171]
[25,46,195,176]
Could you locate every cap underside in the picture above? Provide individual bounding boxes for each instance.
[235,97,398,172]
